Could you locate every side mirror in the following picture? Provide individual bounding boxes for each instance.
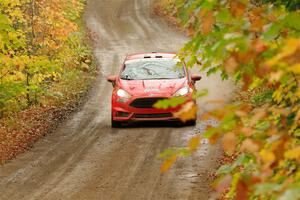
[191,74,202,82]
[106,75,117,86]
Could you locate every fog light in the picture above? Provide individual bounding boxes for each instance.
[116,111,130,117]
[117,98,130,103]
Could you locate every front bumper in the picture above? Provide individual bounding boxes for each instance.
[112,96,195,122]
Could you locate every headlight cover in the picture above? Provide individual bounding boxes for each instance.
[173,87,192,97]
[117,89,131,99]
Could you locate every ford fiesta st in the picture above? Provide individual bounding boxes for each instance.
[106,52,201,127]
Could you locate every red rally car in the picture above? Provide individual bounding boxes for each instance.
[106,52,201,127]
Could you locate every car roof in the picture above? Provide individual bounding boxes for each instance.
[126,52,177,60]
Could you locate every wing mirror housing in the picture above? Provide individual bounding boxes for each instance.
[191,74,202,83]
[106,75,117,86]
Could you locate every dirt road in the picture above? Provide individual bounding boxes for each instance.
[0,0,234,199]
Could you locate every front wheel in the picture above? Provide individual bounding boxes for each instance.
[176,119,196,127]
[183,119,196,126]
[111,119,122,128]
[111,114,122,128]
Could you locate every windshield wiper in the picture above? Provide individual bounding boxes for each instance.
[121,76,134,80]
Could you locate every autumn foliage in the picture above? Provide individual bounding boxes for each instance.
[0,0,94,163]
[0,0,92,116]
[156,0,300,199]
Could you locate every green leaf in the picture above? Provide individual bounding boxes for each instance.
[154,97,186,109]
[203,127,219,138]
[255,121,271,131]
[254,183,281,195]
[279,186,300,200]
[221,71,229,80]
[193,89,208,98]
[0,13,9,24]
[228,173,240,198]
[217,164,234,175]
[285,12,300,31]
[216,8,231,23]
[206,67,219,76]
[158,148,177,159]
[250,89,273,106]
[234,154,252,166]
[220,113,237,131]
[263,22,283,40]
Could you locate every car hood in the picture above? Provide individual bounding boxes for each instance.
[118,78,187,97]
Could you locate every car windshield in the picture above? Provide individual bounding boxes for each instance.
[120,58,185,80]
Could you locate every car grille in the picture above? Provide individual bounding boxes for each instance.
[130,98,166,108]
[134,113,173,118]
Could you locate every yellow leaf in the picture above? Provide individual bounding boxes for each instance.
[267,38,300,66]
[295,109,300,122]
[260,149,275,165]
[289,63,300,74]
[173,102,197,122]
[188,135,201,152]
[160,155,177,173]
[285,146,300,160]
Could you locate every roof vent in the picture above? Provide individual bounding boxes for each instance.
[155,55,163,58]
[144,55,151,58]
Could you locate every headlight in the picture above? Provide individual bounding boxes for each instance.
[117,89,131,99]
[173,87,192,97]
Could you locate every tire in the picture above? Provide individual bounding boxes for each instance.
[111,119,122,128]
[175,119,196,127]
[185,119,196,126]
[111,113,122,128]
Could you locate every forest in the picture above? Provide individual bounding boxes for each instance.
[0,0,95,163]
